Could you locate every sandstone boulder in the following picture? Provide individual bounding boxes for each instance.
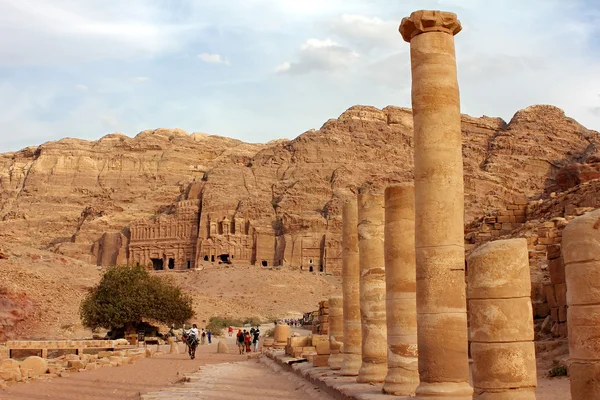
[217,341,229,354]
[20,356,48,377]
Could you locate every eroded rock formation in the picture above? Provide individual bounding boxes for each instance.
[0,104,597,274]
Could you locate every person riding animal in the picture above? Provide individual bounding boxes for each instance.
[183,324,200,359]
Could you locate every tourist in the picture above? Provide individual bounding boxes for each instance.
[236,329,245,354]
[207,330,212,344]
[252,327,260,352]
[228,326,233,337]
[201,329,206,345]
[244,330,252,353]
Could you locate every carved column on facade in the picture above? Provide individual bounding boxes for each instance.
[340,199,362,376]
[400,10,472,399]
[383,184,419,396]
[467,239,537,399]
[357,191,387,383]
[562,209,600,399]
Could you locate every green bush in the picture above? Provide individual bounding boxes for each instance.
[243,316,263,327]
[548,365,568,377]
[80,265,194,331]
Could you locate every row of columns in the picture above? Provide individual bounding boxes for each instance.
[338,189,538,398]
[325,8,600,400]
[332,9,537,400]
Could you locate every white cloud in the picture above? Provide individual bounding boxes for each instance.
[75,84,88,92]
[198,53,230,66]
[276,38,359,74]
[133,76,150,83]
[274,62,291,73]
[0,0,196,66]
[329,14,400,50]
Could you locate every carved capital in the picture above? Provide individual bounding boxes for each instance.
[399,10,462,42]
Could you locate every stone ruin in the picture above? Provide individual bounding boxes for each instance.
[93,188,343,273]
[267,9,600,400]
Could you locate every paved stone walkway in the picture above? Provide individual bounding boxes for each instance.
[141,356,334,400]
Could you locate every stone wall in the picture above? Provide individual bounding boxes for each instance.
[465,179,600,340]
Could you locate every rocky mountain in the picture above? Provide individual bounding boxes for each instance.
[0,105,597,266]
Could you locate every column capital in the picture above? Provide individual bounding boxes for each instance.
[399,10,461,42]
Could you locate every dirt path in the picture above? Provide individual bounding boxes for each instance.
[0,341,245,400]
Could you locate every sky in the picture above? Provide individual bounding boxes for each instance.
[0,0,599,152]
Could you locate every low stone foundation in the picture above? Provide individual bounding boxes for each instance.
[265,349,392,400]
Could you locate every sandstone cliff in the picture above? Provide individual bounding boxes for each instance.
[0,105,597,269]
[0,103,598,340]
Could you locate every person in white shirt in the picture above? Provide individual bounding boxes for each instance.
[188,324,199,338]
[185,324,200,359]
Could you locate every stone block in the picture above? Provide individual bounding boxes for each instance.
[471,342,537,390]
[569,305,600,359]
[570,362,600,399]
[67,360,85,370]
[558,306,567,323]
[538,237,555,245]
[85,362,98,371]
[548,258,565,284]
[555,283,567,307]
[565,260,600,306]
[469,298,534,342]
[497,216,510,223]
[312,354,329,367]
[547,245,561,259]
[467,239,530,299]
[533,302,550,318]
[97,351,113,358]
[544,285,557,308]
[288,336,310,348]
[315,341,330,355]
[550,307,558,322]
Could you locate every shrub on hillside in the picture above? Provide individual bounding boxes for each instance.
[80,265,194,332]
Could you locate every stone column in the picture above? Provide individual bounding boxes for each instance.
[357,191,387,383]
[467,239,537,399]
[328,296,344,370]
[340,199,362,376]
[274,323,290,349]
[562,209,600,399]
[383,184,419,396]
[400,10,472,399]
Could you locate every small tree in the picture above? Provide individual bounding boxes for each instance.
[80,265,194,331]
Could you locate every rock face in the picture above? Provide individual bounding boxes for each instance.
[0,105,597,274]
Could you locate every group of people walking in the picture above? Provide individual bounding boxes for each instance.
[236,327,260,354]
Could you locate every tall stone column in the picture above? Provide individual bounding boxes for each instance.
[357,192,387,383]
[383,184,419,396]
[328,296,344,370]
[562,209,600,399]
[340,200,362,376]
[467,239,537,399]
[400,10,472,399]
